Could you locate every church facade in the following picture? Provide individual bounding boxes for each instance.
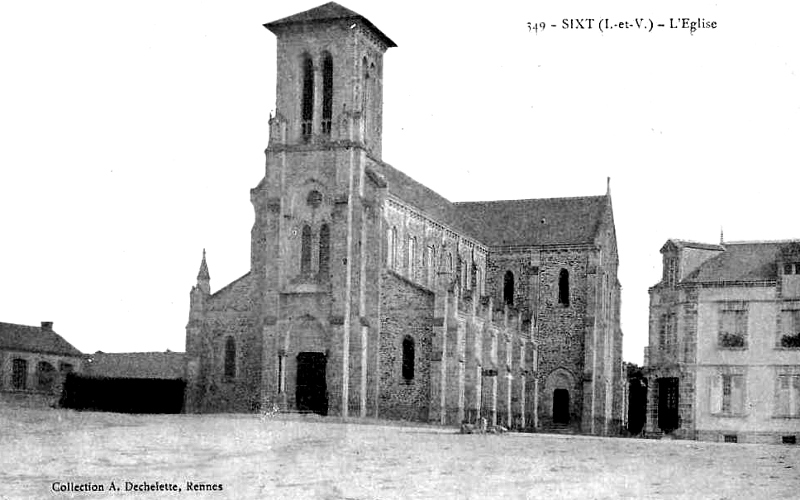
[184,2,624,435]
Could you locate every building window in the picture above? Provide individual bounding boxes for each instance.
[658,312,677,351]
[59,362,74,373]
[503,270,514,306]
[558,269,570,306]
[319,224,330,277]
[36,361,56,392]
[224,337,236,380]
[321,53,333,135]
[775,374,800,418]
[277,355,286,394]
[301,54,314,142]
[362,57,370,135]
[718,303,747,348]
[300,224,312,273]
[711,373,745,416]
[425,245,435,287]
[306,190,322,209]
[386,226,397,269]
[402,336,415,381]
[12,358,27,390]
[780,309,800,348]
[476,266,483,296]
[408,236,416,279]
[784,262,800,275]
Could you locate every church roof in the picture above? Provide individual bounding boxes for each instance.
[379,163,470,235]
[453,196,608,247]
[0,322,83,357]
[264,2,397,48]
[682,241,785,283]
[662,239,725,252]
[85,351,185,380]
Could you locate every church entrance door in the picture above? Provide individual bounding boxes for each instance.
[296,352,328,415]
[553,388,570,424]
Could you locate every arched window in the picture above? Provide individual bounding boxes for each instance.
[37,361,56,392]
[558,268,570,307]
[319,223,330,277]
[362,57,370,136]
[402,336,415,381]
[408,236,416,278]
[386,226,397,268]
[301,54,314,141]
[504,270,515,306]
[322,53,333,135]
[12,358,27,390]
[300,225,312,273]
[426,246,435,287]
[224,337,236,380]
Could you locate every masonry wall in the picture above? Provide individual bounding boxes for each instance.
[379,270,434,420]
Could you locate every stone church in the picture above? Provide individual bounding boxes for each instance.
[184,2,624,435]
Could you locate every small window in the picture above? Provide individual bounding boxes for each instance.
[300,225,312,273]
[718,305,747,349]
[224,337,236,380]
[558,269,570,306]
[277,355,285,394]
[402,336,415,381]
[785,263,794,275]
[783,435,797,445]
[724,435,738,443]
[12,359,27,390]
[59,362,74,373]
[306,190,322,209]
[503,271,514,306]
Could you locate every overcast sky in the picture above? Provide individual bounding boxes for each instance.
[1,1,798,365]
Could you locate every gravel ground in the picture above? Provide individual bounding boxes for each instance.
[1,408,798,499]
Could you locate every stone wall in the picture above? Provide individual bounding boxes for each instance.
[378,270,434,420]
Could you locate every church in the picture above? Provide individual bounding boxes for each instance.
[184,2,624,435]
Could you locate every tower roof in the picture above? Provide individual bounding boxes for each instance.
[264,2,397,48]
[197,249,210,282]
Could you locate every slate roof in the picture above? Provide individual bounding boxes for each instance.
[85,351,186,380]
[264,2,397,48]
[663,239,725,252]
[683,242,784,283]
[0,322,83,357]
[378,162,471,235]
[453,196,608,247]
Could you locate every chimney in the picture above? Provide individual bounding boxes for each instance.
[41,321,53,331]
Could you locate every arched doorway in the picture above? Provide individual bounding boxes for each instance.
[553,389,570,424]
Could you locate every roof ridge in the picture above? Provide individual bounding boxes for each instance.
[453,194,606,205]
[724,239,800,245]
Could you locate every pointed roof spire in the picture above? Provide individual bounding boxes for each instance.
[606,176,611,196]
[197,248,210,282]
[720,226,724,245]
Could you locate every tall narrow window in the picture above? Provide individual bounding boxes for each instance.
[558,269,570,306]
[408,236,416,278]
[712,373,745,415]
[776,374,800,417]
[301,55,314,142]
[322,53,333,135]
[224,337,236,380]
[504,270,515,306]
[319,224,330,277]
[426,246,435,287]
[300,225,312,273]
[277,355,286,394]
[387,226,397,269]
[402,336,415,381]
[12,358,27,390]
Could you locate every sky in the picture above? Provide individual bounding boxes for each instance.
[1,1,798,365]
